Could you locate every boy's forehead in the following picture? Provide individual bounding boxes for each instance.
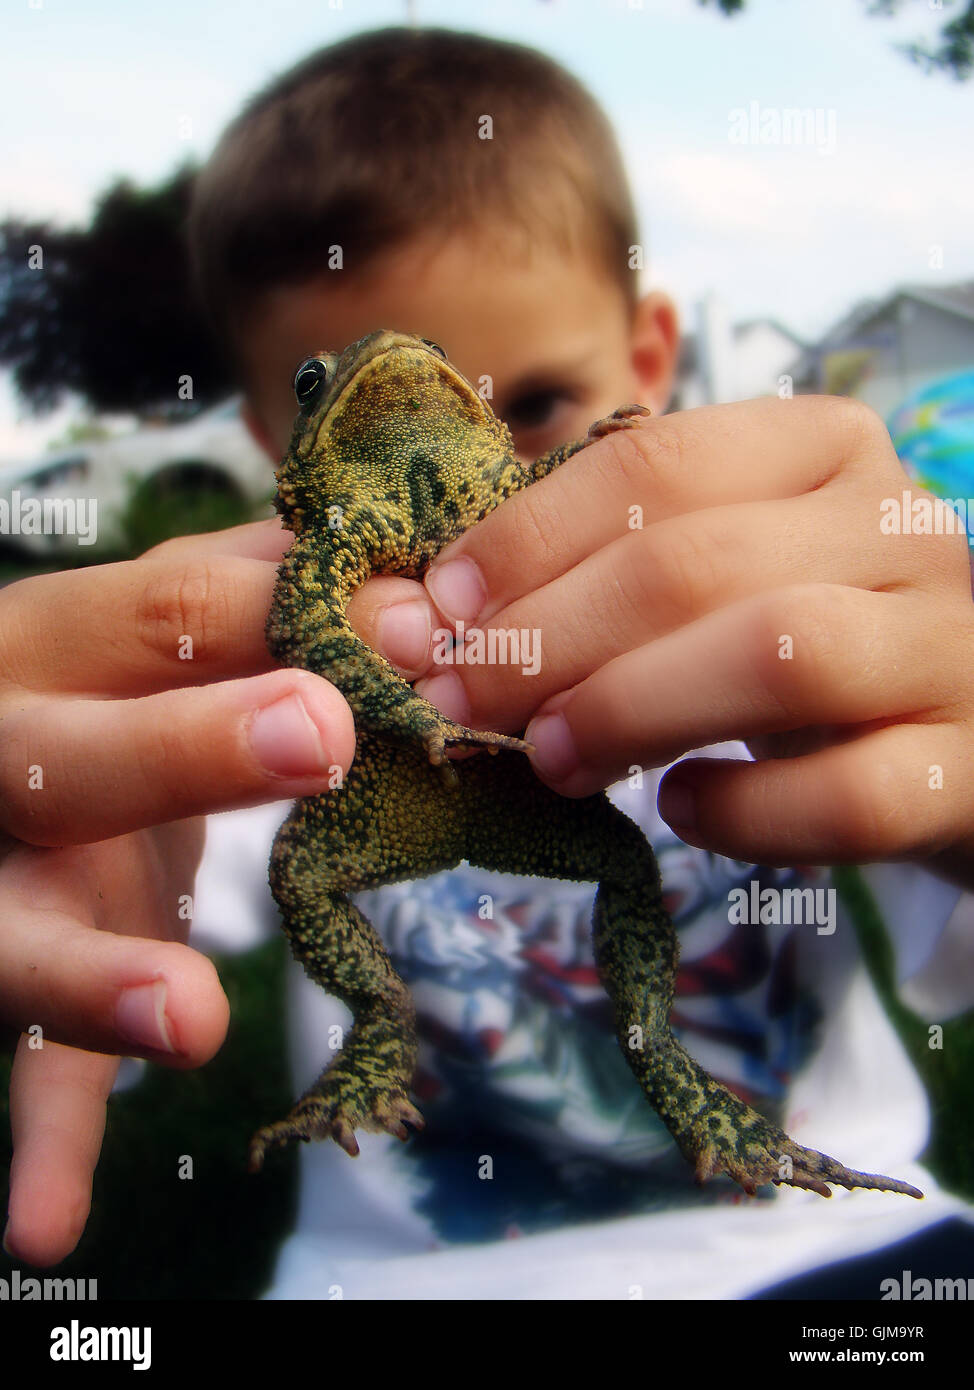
[241,230,631,407]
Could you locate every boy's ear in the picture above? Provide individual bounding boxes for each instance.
[240,399,280,462]
[630,291,680,414]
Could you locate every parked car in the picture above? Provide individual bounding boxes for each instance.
[0,397,276,560]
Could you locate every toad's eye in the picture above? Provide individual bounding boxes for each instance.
[293,357,334,409]
[421,339,447,360]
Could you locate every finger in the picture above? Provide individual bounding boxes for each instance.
[412,484,942,736]
[0,667,355,845]
[1,549,281,696]
[522,585,962,797]
[656,721,974,864]
[4,1036,118,1266]
[0,884,230,1059]
[346,575,432,678]
[423,395,892,625]
[141,516,289,562]
[1,829,203,945]
[139,819,208,932]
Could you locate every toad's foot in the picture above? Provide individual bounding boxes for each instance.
[248,1060,424,1172]
[675,1086,923,1199]
[591,834,923,1203]
[420,717,532,787]
[586,403,653,440]
[530,404,655,482]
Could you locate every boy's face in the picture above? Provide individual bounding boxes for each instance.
[239,229,679,465]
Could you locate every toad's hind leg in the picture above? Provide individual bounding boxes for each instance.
[458,752,922,1200]
[248,733,466,1171]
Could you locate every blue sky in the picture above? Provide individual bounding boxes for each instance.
[2,0,972,453]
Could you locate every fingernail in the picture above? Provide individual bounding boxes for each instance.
[426,557,487,624]
[414,671,470,725]
[658,777,696,831]
[250,693,328,777]
[116,980,176,1054]
[376,599,431,672]
[524,713,578,783]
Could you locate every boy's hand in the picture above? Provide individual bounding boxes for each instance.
[351,396,974,878]
[1,521,355,1265]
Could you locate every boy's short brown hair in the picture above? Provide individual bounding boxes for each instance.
[187,26,638,356]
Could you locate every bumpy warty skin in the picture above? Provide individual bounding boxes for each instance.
[247,330,922,1202]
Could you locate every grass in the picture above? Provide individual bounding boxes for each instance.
[0,939,298,1300]
[834,864,974,1199]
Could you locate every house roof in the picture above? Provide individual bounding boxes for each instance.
[787,280,974,384]
[903,280,974,325]
[807,280,974,356]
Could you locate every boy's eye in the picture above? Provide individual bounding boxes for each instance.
[503,389,569,431]
[293,356,336,409]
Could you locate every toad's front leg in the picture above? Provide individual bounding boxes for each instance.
[268,542,528,778]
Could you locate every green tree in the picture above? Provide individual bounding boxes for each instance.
[701,0,974,81]
[0,165,232,418]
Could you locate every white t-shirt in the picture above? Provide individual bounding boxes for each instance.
[192,744,974,1299]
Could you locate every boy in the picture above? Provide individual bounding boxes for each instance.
[3,27,973,1293]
